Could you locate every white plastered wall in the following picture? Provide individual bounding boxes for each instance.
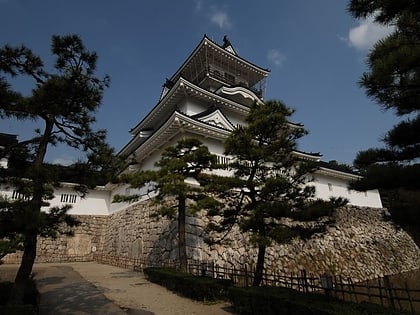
[311,173,383,208]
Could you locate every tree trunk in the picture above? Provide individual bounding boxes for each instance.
[252,245,266,286]
[8,118,53,304]
[8,230,37,305]
[178,196,188,272]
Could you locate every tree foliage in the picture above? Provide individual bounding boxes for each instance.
[348,1,420,170]
[0,34,114,304]
[348,0,420,245]
[114,138,216,272]
[203,100,347,286]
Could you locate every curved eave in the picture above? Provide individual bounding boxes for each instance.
[217,86,264,106]
[315,167,362,181]
[118,131,144,157]
[287,121,304,128]
[170,35,270,83]
[127,111,231,163]
[292,150,322,162]
[129,77,251,135]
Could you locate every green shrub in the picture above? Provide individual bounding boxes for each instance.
[228,286,409,315]
[144,267,232,301]
[143,268,410,314]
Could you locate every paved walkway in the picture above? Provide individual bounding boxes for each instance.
[0,262,234,315]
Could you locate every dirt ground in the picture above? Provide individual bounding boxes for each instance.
[70,262,235,315]
[0,262,235,315]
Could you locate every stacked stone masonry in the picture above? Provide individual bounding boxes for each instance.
[2,215,108,264]
[3,202,420,283]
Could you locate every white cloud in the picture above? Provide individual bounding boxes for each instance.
[210,11,232,30]
[347,16,395,51]
[194,0,203,12]
[52,157,74,166]
[267,49,286,67]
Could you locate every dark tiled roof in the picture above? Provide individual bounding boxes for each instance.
[0,133,18,147]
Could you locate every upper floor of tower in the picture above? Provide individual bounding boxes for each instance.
[160,35,270,100]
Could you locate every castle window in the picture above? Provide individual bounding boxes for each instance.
[11,190,30,200]
[60,193,77,203]
[328,183,333,191]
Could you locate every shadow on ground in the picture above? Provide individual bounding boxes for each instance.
[36,265,151,315]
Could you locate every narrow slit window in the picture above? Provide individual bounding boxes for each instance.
[60,193,77,203]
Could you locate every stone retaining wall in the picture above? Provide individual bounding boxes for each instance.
[103,202,420,282]
[3,203,420,283]
[2,215,108,264]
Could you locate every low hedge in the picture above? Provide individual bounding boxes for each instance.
[144,267,233,301]
[229,286,408,315]
[143,268,409,314]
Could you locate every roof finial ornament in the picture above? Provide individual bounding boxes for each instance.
[222,35,231,48]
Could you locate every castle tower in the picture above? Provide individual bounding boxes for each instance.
[112,35,382,212]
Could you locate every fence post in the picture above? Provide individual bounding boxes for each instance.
[244,264,249,287]
[320,273,333,298]
[405,281,415,315]
[384,275,395,309]
[201,262,206,277]
[348,277,358,303]
[301,270,309,293]
[378,278,384,307]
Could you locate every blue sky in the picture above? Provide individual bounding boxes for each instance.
[0,0,397,165]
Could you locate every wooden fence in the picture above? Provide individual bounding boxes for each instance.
[93,253,420,314]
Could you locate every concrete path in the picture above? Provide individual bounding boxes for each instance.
[1,262,234,315]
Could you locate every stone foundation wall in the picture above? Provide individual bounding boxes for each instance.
[2,215,108,264]
[103,202,420,282]
[3,203,419,283]
[103,202,210,264]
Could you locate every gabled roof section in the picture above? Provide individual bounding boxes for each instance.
[192,108,235,131]
[222,35,237,55]
[0,133,18,147]
[169,35,269,85]
[129,77,251,136]
[120,110,231,161]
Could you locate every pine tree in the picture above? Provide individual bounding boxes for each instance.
[203,100,347,286]
[114,138,216,272]
[348,0,420,177]
[348,1,420,244]
[0,34,112,304]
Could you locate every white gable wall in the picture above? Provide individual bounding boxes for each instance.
[178,98,207,116]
